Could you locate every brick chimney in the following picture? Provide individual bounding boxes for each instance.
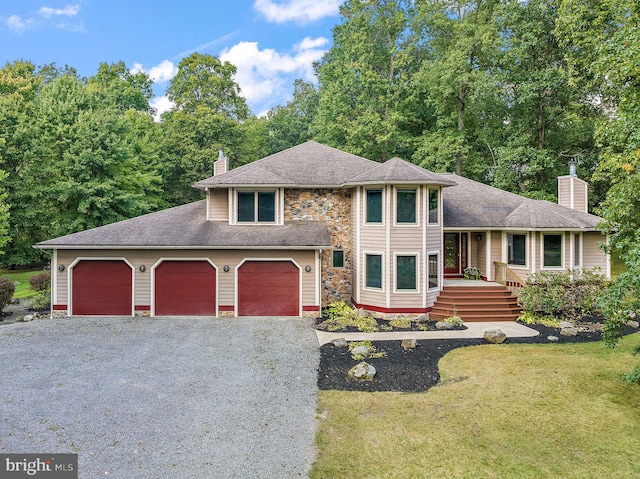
[558,160,588,213]
[213,147,228,176]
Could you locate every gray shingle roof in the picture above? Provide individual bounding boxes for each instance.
[343,157,456,186]
[195,141,379,189]
[195,141,456,189]
[442,174,601,230]
[35,201,332,249]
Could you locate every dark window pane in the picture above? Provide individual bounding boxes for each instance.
[428,189,439,224]
[428,254,439,289]
[258,192,275,222]
[544,234,562,267]
[366,254,382,288]
[396,256,417,290]
[508,234,526,266]
[238,192,255,222]
[574,235,581,268]
[396,189,416,223]
[366,190,382,223]
[333,250,344,268]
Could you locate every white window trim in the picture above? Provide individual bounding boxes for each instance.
[235,188,280,225]
[426,187,440,226]
[394,252,420,293]
[393,187,420,227]
[541,232,565,270]
[572,233,583,270]
[427,251,441,292]
[364,187,385,226]
[505,231,529,270]
[363,251,385,292]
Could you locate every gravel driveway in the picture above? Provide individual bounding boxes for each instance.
[0,316,319,478]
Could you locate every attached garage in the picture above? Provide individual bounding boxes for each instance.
[154,260,216,316]
[237,260,300,316]
[71,260,133,315]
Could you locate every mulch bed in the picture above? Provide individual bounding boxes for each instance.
[318,318,638,393]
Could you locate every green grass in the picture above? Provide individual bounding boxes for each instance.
[312,334,640,479]
[0,269,48,299]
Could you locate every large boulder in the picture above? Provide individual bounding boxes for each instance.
[348,362,376,380]
[350,345,372,358]
[560,327,578,337]
[401,339,417,350]
[331,338,348,348]
[436,321,455,330]
[484,328,507,344]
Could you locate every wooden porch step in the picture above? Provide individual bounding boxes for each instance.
[430,285,522,322]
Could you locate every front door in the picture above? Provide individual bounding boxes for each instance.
[444,233,460,275]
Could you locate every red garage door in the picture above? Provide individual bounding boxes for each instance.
[72,260,132,315]
[155,261,216,316]
[237,261,299,316]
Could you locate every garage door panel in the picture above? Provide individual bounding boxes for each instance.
[155,261,216,316]
[238,261,299,316]
[72,260,132,316]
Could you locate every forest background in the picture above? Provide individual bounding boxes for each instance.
[0,0,638,273]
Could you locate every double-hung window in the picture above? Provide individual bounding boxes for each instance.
[428,189,439,225]
[237,191,275,223]
[543,234,563,268]
[507,233,527,266]
[365,254,382,289]
[396,255,417,291]
[396,189,417,224]
[366,189,383,224]
[428,253,439,290]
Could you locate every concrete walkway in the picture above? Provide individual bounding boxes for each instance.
[316,321,539,346]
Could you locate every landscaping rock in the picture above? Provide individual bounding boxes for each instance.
[347,362,376,380]
[627,320,640,329]
[401,339,417,350]
[350,345,371,358]
[559,321,575,329]
[436,321,455,330]
[560,327,578,337]
[331,338,348,348]
[547,336,559,342]
[22,314,34,322]
[355,308,371,318]
[316,321,329,330]
[484,328,507,344]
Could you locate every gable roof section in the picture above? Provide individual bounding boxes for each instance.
[343,157,456,186]
[442,174,601,230]
[195,142,456,189]
[35,201,332,249]
[195,141,380,189]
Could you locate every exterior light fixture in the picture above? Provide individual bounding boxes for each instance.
[477,234,482,241]
[139,265,146,272]
[58,265,65,271]
[223,265,230,272]
[305,265,312,272]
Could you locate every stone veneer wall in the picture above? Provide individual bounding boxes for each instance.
[284,189,352,306]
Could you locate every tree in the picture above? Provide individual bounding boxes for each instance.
[313,0,421,161]
[160,53,252,205]
[166,53,250,120]
[265,79,318,155]
[413,0,500,176]
[87,61,153,112]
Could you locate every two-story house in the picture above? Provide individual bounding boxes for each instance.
[36,141,608,319]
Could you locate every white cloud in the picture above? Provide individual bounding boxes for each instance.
[219,36,327,112]
[150,95,175,122]
[6,15,31,33]
[39,4,80,18]
[253,0,341,24]
[131,60,178,83]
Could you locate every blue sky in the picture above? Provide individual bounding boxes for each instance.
[0,0,342,116]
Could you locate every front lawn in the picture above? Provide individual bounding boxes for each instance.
[0,269,48,299]
[312,333,640,479]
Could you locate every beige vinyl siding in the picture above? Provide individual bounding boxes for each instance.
[476,235,486,276]
[573,182,588,213]
[582,232,608,274]
[558,177,571,210]
[558,176,588,213]
[208,188,229,221]
[56,249,318,312]
[488,231,502,281]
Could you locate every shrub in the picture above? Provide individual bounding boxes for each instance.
[622,366,640,385]
[443,315,464,326]
[0,276,15,313]
[519,269,608,319]
[29,273,50,292]
[517,311,560,328]
[324,300,378,332]
[389,316,412,328]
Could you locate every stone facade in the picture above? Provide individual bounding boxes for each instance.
[284,188,352,306]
